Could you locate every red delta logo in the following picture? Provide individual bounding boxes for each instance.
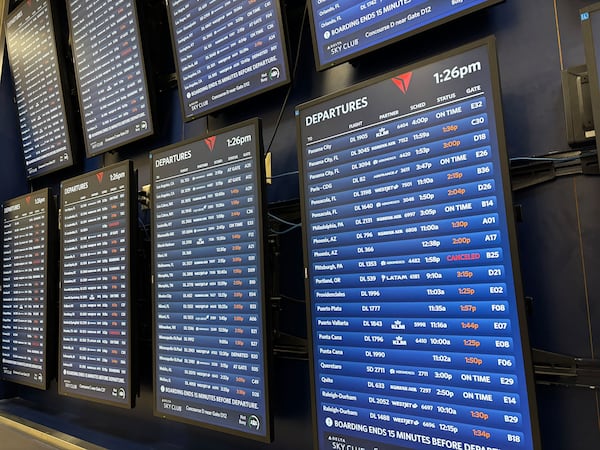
[205,136,217,151]
[25,196,31,205]
[392,72,413,94]
[96,172,104,183]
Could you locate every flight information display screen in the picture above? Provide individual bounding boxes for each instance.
[2,189,54,389]
[151,120,271,440]
[297,38,540,450]
[67,0,153,156]
[5,0,74,178]
[166,0,290,120]
[581,3,600,151]
[59,161,134,408]
[309,0,502,70]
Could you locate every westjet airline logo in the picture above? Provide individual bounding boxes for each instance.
[96,172,104,183]
[205,136,217,151]
[392,72,413,94]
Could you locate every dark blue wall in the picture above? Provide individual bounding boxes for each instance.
[1,0,600,449]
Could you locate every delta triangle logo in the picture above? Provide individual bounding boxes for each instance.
[26,196,31,205]
[205,136,217,152]
[392,72,413,94]
[96,172,104,184]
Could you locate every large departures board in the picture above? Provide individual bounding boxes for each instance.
[151,120,271,441]
[2,189,55,390]
[309,0,503,70]
[66,0,153,156]
[297,38,541,450]
[166,0,290,120]
[59,161,135,408]
[5,0,74,179]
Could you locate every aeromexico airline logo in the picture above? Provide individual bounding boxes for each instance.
[205,136,217,151]
[96,171,104,183]
[392,72,413,94]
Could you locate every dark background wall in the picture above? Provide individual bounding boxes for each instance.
[0,0,599,449]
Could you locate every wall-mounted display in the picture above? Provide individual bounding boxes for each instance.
[66,0,153,157]
[58,161,135,408]
[0,0,9,76]
[5,0,74,178]
[580,2,600,150]
[297,37,541,450]
[151,119,272,441]
[309,0,503,70]
[165,0,290,121]
[1,189,55,390]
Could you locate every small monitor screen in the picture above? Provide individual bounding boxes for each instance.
[66,0,153,156]
[151,120,271,440]
[166,0,290,120]
[2,189,54,389]
[309,0,503,70]
[59,161,134,408]
[297,38,540,450]
[5,0,74,178]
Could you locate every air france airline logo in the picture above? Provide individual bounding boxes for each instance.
[205,136,217,151]
[96,172,104,183]
[392,72,413,94]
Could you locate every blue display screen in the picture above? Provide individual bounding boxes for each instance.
[59,161,133,408]
[5,0,73,178]
[2,189,52,389]
[297,40,538,450]
[151,121,271,440]
[66,0,153,156]
[166,0,290,120]
[310,0,501,69]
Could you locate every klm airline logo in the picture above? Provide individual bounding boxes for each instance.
[392,72,413,94]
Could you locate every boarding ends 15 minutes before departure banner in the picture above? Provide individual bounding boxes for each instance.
[297,38,540,450]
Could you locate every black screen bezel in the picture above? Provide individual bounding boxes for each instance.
[1,188,56,390]
[5,0,75,179]
[149,118,273,442]
[0,0,9,76]
[581,3,600,152]
[164,0,291,122]
[308,0,504,71]
[58,160,136,409]
[295,36,542,450]
[65,0,154,158]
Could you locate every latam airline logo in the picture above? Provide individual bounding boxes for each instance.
[205,136,217,151]
[96,172,104,183]
[392,72,413,94]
